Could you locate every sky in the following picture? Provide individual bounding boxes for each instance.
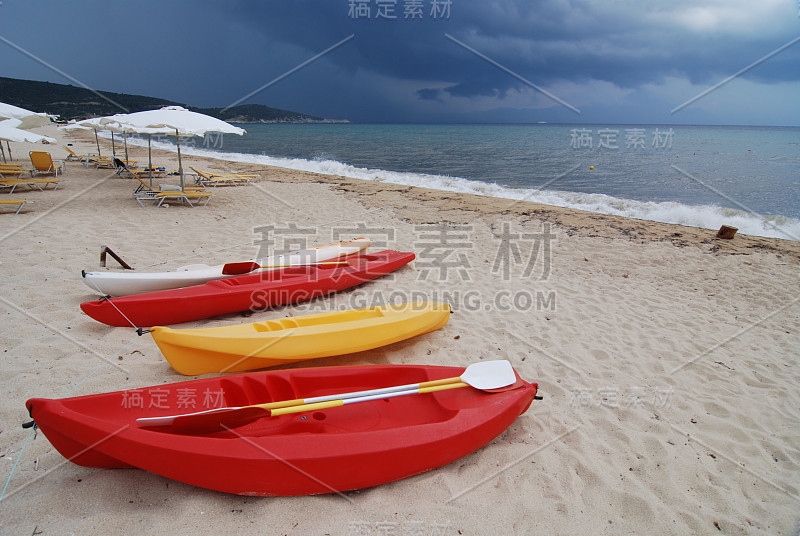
[1,0,799,125]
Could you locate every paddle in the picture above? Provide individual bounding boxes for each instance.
[136,360,517,434]
[221,260,349,276]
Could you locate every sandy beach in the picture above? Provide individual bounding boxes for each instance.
[1,125,798,535]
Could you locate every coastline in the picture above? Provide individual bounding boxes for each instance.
[1,125,798,535]
[106,128,800,257]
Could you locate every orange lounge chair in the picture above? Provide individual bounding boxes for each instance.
[0,177,61,193]
[64,146,99,162]
[0,199,34,214]
[0,164,28,179]
[153,189,215,207]
[131,174,209,207]
[29,151,63,177]
[190,167,256,187]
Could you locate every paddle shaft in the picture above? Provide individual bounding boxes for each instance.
[136,375,464,427]
[259,375,465,411]
[221,260,348,275]
[268,382,469,417]
[165,382,472,434]
[261,261,347,268]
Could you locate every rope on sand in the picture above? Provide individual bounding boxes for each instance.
[0,426,33,505]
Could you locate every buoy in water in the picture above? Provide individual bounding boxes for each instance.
[589,165,594,170]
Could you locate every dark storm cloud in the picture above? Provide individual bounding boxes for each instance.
[1,0,798,123]
[209,0,800,95]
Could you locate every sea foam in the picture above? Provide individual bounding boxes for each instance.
[124,135,800,241]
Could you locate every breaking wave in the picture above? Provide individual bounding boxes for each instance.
[125,135,800,241]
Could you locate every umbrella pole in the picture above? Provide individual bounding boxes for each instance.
[124,132,129,163]
[6,141,11,161]
[94,129,101,156]
[0,143,6,163]
[111,132,116,159]
[175,128,184,190]
[148,134,153,188]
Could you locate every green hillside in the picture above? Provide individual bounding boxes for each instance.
[0,76,337,123]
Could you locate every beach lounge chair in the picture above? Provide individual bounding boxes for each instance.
[29,151,63,177]
[190,167,256,187]
[0,176,62,193]
[114,158,150,179]
[64,146,112,167]
[131,173,166,205]
[131,174,211,207]
[64,146,98,162]
[0,199,34,214]
[132,177,160,206]
[120,159,167,178]
[153,189,215,207]
[0,164,27,179]
[92,156,115,169]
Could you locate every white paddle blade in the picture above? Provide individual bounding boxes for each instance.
[135,406,243,427]
[462,360,516,389]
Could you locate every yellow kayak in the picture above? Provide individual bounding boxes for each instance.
[149,302,451,375]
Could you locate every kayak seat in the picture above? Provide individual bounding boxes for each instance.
[253,321,284,332]
[279,318,300,328]
[251,318,301,333]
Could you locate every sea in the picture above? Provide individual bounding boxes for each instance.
[134,123,800,241]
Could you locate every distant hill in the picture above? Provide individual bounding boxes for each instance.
[0,76,346,123]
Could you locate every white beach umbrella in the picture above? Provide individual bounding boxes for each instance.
[0,102,53,129]
[0,118,57,162]
[67,117,161,158]
[0,102,54,162]
[65,117,134,158]
[105,106,245,189]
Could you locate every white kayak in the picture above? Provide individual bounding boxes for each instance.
[81,237,371,296]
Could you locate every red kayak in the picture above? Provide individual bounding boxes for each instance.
[80,251,415,327]
[25,363,538,496]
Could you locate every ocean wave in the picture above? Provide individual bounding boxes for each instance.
[123,135,800,241]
